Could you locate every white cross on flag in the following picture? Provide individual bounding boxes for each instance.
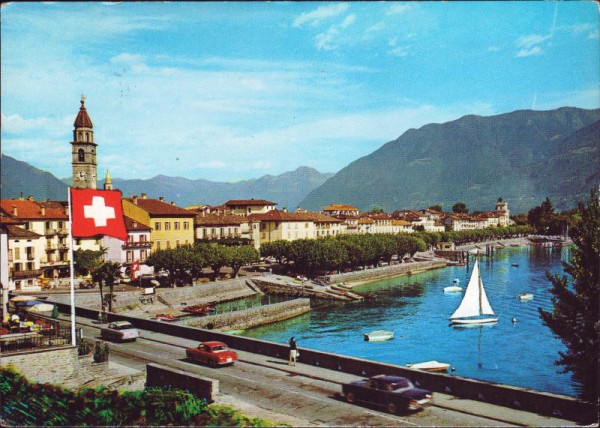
[70,188,128,240]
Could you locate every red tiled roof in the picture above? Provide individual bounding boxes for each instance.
[248,210,340,223]
[195,213,249,226]
[124,216,151,231]
[74,99,93,128]
[125,198,195,217]
[225,199,277,207]
[392,220,412,226]
[0,199,68,220]
[322,204,360,211]
[7,225,43,239]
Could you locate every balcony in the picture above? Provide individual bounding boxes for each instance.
[57,228,69,236]
[27,253,35,260]
[58,243,69,251]
[122,241,153,250]
[46,244,57,251]
[11,269,43,279]
[44,228,58,236]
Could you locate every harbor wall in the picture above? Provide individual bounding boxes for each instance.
[180,298,311,330]
[50,302,596,424]
[326,260,448,285]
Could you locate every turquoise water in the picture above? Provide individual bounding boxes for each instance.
[240,246,580,397]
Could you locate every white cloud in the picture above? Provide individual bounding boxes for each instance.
[516,34,551,48]
[386,4,414,16]
[293,3,349,28]
[388,46,409,57]
[110,53,146,65]
[589,30,600,40]
[314,14,356,51]
[516,47,543,57]
[1,113,72,137]
[368,21,385,33]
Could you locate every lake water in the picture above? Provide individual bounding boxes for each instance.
[240,245,581,397]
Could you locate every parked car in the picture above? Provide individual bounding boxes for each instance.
[342,374,432,414]
[100,321,140,342]
[186,341,238,367]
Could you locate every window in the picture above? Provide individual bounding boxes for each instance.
[165,222,171,231]
[14,262,22,272]
[166,241,171,249]
[174,221,180,230]
[183,221,189,230]
[58,221,64,229]
[78,149,85,162]
[155,222,161,231]
[14,248,21,259]
[140,250,147,262]
[175,239,180,247]
[126,251,133,263]
[156,241,161,250]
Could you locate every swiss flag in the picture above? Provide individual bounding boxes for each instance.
[71,188,128,241]
[130,259,140,280]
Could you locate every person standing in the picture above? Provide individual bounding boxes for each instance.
[288,336,298,366]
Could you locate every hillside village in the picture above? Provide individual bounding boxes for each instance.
[1,99,513,294]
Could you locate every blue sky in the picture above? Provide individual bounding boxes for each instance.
[1,2,599,182]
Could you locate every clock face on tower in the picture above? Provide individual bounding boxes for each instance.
[76,171,88,181]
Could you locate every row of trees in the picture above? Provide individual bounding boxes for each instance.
[260,234,427,276]
[260,225,531,277]
[145,242,260,286]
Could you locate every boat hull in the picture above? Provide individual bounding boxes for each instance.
[450,317,498,325]
[364,330,394,341]
[444,286,462,293]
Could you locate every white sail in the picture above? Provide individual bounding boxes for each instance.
[450,259,495,320]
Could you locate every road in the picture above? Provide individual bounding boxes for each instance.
[74,316,575,427]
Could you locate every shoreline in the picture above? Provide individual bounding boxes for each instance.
[339,236,532,289]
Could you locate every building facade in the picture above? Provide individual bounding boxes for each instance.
[71,97,97,189]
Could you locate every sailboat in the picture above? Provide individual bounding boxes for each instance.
[449,257,498,325]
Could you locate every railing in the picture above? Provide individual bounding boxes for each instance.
[46,244,57,251]
[122,241,153,249]
[44,229,58,236]
[0,324,72,353]
[57,229,69,236]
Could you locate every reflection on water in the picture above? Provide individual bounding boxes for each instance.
[241,246,579,397]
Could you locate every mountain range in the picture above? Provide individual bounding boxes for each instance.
[2,106,599,214]
[300,107,600,213]
[0,155,333,209]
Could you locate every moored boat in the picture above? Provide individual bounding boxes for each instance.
[364,330,394,342]
[518,293,534,301]
[406,360,450,372]
[444,286,463,293]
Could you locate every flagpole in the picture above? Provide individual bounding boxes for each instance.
[67,187,77,346]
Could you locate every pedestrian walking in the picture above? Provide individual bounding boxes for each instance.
[288,336,299,366]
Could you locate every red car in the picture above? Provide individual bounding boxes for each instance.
[186,341,238,367]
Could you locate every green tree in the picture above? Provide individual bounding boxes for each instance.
[146,245,196,287]
[539,189,600,401]
[224,245,260,278]
[428,204,443,212]
[93,261,122,312]
[452,202,468,214]
[73,248,105,276]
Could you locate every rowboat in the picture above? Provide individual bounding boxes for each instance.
[364,330,394,342]
[518,293,534,301]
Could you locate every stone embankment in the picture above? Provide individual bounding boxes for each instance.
[326,259,448,287]
[252,277,363,301]
[180,298,311,331]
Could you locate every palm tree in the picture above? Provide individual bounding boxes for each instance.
[93,261,122,312]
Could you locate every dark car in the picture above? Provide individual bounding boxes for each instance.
[342,374,432,414]
[186,341,238,367]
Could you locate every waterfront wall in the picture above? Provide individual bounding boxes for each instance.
[50,302,596,424]
[327,260,448,284]
[146,363,218,402]
[180,298,311,330]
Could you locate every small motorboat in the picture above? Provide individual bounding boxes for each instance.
[407,360,450,372]
[511,263,519,267]
[364,330,394,342]
[452,278,460,283]
[444,286,463,293]
[518,293,534,301]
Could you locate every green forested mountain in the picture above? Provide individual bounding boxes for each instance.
[300,107,600,213]
[1,154,69,200]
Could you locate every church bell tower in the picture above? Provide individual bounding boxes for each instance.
[71,96,97,189]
